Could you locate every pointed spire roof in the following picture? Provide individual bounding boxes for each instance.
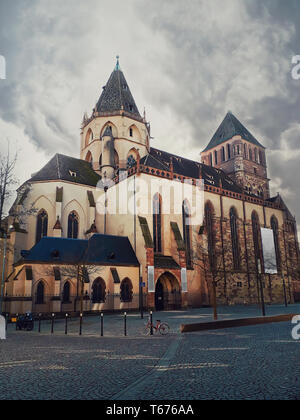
[203,112,265,152]
[95,57,141,119]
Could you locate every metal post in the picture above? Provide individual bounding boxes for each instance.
[65,314,68,335]
[51,313,55,334]
[150,311,153,336]
[79,313,83,336]
[124,312,127,336]
[139,273,144,320]
[16,313,18,331]
[100,313,103,337]
[38,313,41,333]
[0,232,7,315]
[257,260,266,317]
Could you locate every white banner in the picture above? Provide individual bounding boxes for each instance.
[261,228,278,274]
[181,268,188,293]
[148,266,155,292]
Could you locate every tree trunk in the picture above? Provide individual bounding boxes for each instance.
[212,280,218,320]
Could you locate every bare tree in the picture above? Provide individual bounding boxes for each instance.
[0,147,18,231]
[185,234,225,320]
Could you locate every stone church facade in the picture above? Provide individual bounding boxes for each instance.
[2,58,300,315]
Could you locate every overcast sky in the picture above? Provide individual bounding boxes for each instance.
[0,0,300,229]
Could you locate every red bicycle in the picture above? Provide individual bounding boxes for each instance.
[143,318,170,336]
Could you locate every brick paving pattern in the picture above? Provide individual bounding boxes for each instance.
[0,304,299,400]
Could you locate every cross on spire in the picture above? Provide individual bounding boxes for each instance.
[115,55,120,71]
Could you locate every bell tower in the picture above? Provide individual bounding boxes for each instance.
[201,112,270,199]
[80,57,150,179]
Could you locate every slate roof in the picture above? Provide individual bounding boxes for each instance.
[29,154,101,187]
[203,112,265,152]
[141,148,243,194]
[18,234,139,267]
[266,194,295,221]
[96,66,141,119]
[154,255,181,270]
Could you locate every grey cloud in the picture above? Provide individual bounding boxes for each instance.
[0,0,300,229]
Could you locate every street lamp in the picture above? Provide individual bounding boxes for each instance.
[257,258,266,317]
[0,225,13,314]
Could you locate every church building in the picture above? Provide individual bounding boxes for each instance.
[3,58,300,315]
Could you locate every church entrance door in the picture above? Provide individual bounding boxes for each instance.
[155,272,181,311]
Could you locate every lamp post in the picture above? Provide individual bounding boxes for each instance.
[257,259,266,317]
[0,231,8,315]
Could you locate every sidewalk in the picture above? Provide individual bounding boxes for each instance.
[6,303,300,337]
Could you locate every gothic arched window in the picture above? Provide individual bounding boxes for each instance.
[252,211,262,270]
[92,278,106,303]
[127,155,136,169]
[36,281,45,305]
[214,150,218,165]
[205,202,215,270]
[227,144,231,160]
[120,278,133,302]
[68,212,79,239]
[153,193,162,253]
[230,207,240,270]
[36,210,48,244]
[249,148,253,161]
[62,281,71,303]
[221,147,225,162]
[271,216,281,272]
[182,200,192,268]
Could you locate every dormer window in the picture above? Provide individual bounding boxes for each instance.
[129,105,133,112]
[69,170,77,178]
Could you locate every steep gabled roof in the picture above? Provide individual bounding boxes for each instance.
[96,61,141,119]
[29,154,101,187]
[18,234,139,266]
[140,148,243,194]
[267,194,295,221]
[203,112,265,152]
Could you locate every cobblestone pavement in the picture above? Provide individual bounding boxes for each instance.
[0,304,300,400]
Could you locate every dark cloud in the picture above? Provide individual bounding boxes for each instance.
[0,0,300,230]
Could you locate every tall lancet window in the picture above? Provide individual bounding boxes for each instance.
[205,202,215,271]
[36,210,48,244]
[153,193,162,253]
[68,212,79,239]
[230,207,240,270]
[182,200,192,267]
[271,216,281,272]
[252,211,262,270]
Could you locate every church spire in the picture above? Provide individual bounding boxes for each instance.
[95,58,142,119]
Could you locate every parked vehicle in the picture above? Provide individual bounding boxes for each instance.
[16,313,34,331]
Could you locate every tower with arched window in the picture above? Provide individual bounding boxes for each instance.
[80,57,150,179]
[201,111,270,199]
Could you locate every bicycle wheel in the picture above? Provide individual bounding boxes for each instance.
[142,324,150,336]
[159,323,170,335]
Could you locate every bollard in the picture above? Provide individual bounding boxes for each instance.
[5,314,8,331]
[16,313,18,331]
[65,314,68,335]
[150,311,154,336]
[51,313,55,334]
[100,313,104,337]
[79,313,83,336]
[124,312,127,337]
[38,313,42,333]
